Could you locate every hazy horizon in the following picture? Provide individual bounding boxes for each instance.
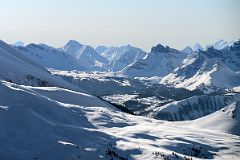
[1,0,240,51]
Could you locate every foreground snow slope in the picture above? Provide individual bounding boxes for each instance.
[189,101,240,136]
[0,80,239,160]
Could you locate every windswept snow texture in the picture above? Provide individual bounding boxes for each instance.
[0,81,240,160]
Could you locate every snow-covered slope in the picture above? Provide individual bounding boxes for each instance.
[190,101,240,136]
[161,46,240,93]
[151,94,236,121]
[0,40,86,90]
[0,80,239,159]
[62,40,109,71]
[121,44,188,77]
[15,43,85,71]
[97,45,147,71]
[1,39,240,159]
[0,40,50,84]
[51,70,204,116]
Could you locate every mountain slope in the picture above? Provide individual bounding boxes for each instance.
[121,44,188,77]
[0,40,87,91]
[150,95,236,121]
[0,80,239,159]
[191,101,240,136]
[15,43,85,71]
[0,39,240,159]
[161,47,240,93]
[62,40,109,71]
[206,40,234,50]
[98,45,147,71]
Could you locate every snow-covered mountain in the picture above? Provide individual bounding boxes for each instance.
[206,39,234,50]
[161,44,240,93]
[121,44,188,77]
[96,45,147,71]
[192,40,234,51]
[12,41,24,47]
[0,40,87,91]
[12,39,239,93]
[1,39,240,159]
[61,40,109,71]
[151,94,237,121]
[15,43,85,71]
[192,43,204,51]
[0,40,51,85]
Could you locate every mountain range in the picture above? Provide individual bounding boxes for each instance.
[0,38,239,159]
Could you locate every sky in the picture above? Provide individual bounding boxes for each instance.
[0,0,240,51]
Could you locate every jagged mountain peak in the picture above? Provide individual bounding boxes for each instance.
[65,40,83,47]
[151,43,170,53]
[62,40,83,55]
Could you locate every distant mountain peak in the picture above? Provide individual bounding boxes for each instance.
[193,43,204,51]
[62,40,84,56]
[181,46,193,54]
[230,39,240,51]
[66,40,82,47]
[95,46,109,54]
[12,41,25,47]
[151,44,170,53]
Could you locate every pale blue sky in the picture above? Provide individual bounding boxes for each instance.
[0,0,239,51]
